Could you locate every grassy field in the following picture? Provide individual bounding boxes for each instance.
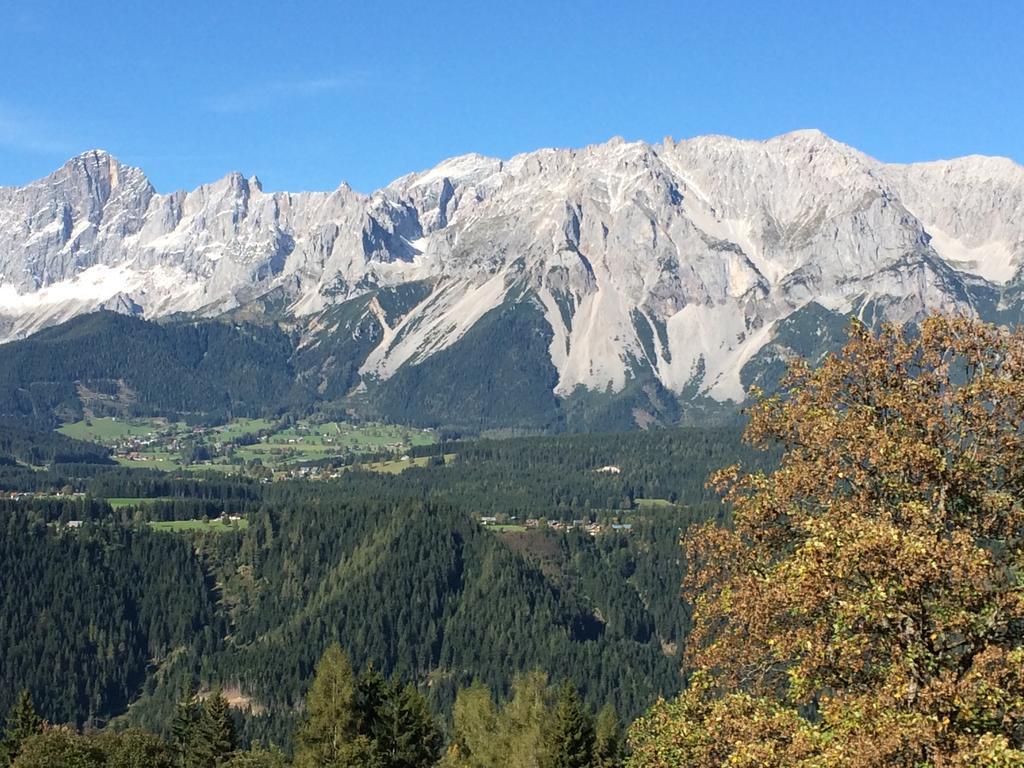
[58,416,439,474]
[106,497,174,509]
[277,421,434,447]
[148,519,250,533]
[360,456,431,474]
[211,418,277,441]
[635,497,676,509]
[59,417,178,443]
[487,524,528,532]
[230,423,437,468]
[359,453,455,474]
[114,453,182,470]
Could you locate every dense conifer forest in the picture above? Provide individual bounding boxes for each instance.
[0,426,762,754]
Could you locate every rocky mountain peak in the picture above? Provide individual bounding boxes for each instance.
[1,131,1022,407]
[46,149,152,203]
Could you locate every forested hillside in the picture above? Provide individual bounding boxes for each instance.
[0,426,758,748]
[373,296,563,431]
[0,419,113,466]
[0,508,221,726]
[0,312,300,425]
[0,308,746,432]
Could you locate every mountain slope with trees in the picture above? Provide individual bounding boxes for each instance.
[0,312,301,425]
[0,426,760,745]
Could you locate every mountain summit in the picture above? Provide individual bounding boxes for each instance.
[1,131,1023,420]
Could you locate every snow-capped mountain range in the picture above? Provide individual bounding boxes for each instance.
[2,130,1023,406]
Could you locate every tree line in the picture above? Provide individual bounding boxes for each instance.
[1,645,625,768]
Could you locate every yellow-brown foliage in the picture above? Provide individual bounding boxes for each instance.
[629,315,1024,767]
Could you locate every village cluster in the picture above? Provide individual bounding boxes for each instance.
[59,417,437,476]
[479,515,633,535]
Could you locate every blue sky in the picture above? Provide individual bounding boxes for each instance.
[1,0,1021,193]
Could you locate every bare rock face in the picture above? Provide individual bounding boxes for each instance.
[1,131,1022,402]
[0,150,154,291]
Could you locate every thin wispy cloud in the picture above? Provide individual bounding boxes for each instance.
[204,74,369,114]
[0,104,73,155]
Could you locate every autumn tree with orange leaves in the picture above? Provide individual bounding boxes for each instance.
[628,315,1024,768]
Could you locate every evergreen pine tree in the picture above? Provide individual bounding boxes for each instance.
[193,690,236,767]
[170,681,199,768]
[539,681,594,768]
[1,690,43,767]
[377,683,442,768]
[295,644,380,768]
[503,671,552,768]
[354,667,389,740]
[593,703,622,768]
